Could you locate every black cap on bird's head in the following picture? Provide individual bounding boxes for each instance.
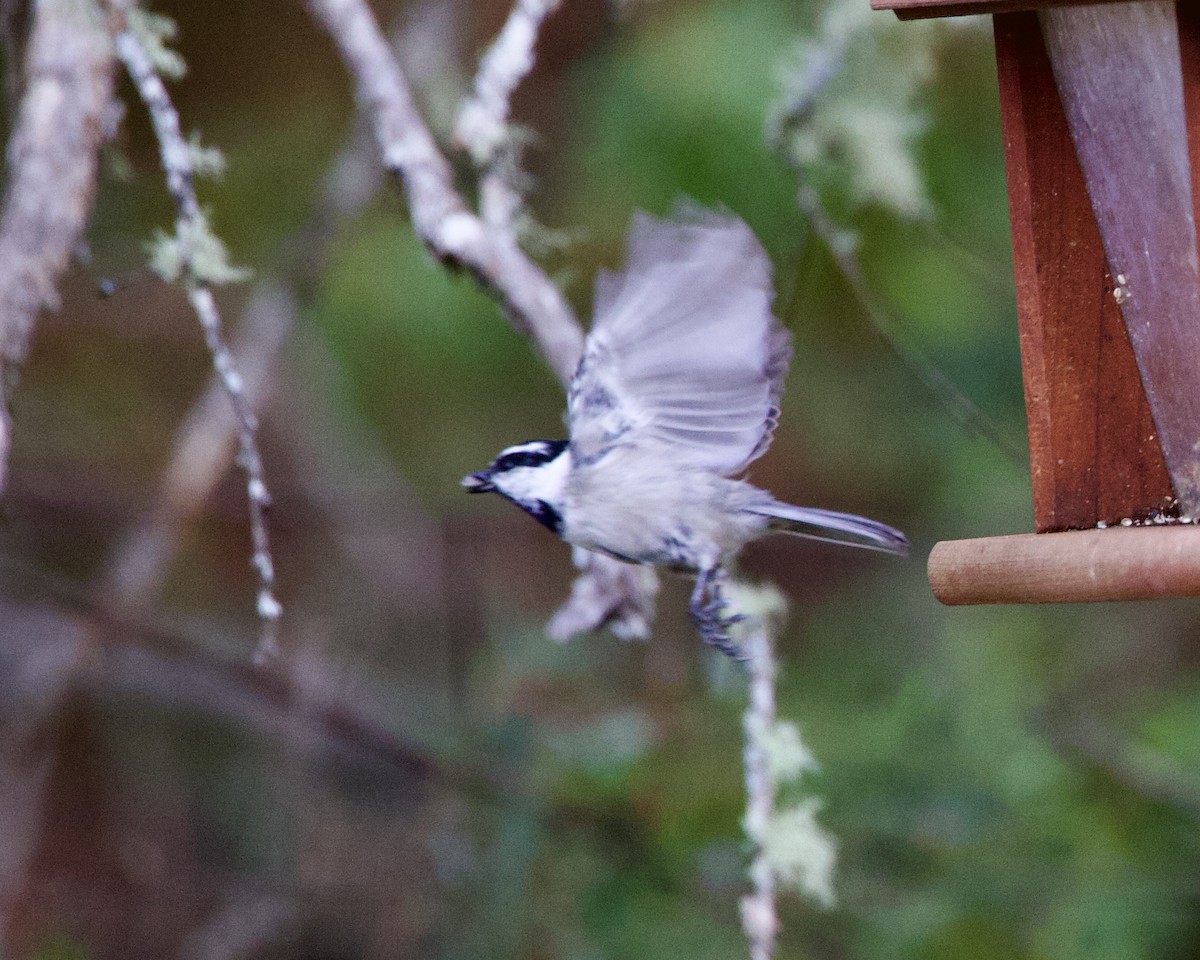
[461,439,571,532]
[461,440,569,491]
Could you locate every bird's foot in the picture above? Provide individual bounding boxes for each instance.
[690,585,747,662]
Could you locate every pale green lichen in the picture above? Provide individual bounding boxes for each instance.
[186,132,226,180]
[103,144,135,183]
[514,212,580,260]
[769,0,987,220]
[148,211,250,286]
[725,580,788,625]
[730,578,837,910]
[754,799,838,908]
[761,719,821,783]
[126,7,186,81]
[717,580,788,658]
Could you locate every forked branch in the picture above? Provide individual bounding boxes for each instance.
[305,0,656,640]
[304,0,583,387]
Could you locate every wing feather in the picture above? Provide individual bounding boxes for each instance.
[569,203,792,474]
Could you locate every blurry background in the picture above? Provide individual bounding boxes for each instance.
[3,0,1200,958]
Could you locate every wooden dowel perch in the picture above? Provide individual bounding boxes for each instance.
[929,526,1200,605]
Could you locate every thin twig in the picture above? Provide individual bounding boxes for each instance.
[768,32,1026,470]
[0,0,114,495]
[795,186,1028,469]
[304,0,584,387]
[764,32,848,148]
[1042,711,1200,821]
[101,127,381,617]
[454,0,560,164]
[454,0,562,231]
[740,619,779,960]
[109,3,281,663]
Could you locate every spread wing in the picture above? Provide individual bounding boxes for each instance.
[568,203,792,475]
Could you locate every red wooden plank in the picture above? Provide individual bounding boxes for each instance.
[873,0,1130,21]
[1042,2,1200,516]
[994,11,1173,532]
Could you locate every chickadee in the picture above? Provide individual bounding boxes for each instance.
[464,204,907,656]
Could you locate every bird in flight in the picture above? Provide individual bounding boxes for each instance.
[464,204,907,657]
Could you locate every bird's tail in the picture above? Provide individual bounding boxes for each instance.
[748,501,909,556]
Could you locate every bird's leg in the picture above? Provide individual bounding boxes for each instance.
[689,566,747,662]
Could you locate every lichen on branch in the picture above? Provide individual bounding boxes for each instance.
[109,0,281,663]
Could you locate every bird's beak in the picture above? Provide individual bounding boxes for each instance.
[461,471,494,493]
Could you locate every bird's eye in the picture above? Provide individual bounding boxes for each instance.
[493,440,568,472]
[495,452,535,471]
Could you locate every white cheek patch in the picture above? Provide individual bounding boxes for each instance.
[534,447,571,499]
[497,452,571,505]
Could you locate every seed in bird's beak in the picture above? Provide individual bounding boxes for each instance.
[462,472,494,493]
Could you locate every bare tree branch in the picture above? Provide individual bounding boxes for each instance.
[0,0,114,494]
[546,547,659,642]
[108,2,281,663]
[305,0,656,640]
[304,0,584,387]
[182,894,296,960]
[0,601,89,946]
[0,1,113,898]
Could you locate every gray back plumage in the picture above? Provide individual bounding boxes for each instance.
[568,203,792,475]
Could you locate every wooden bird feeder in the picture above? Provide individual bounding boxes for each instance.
[871,0,1200,604]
